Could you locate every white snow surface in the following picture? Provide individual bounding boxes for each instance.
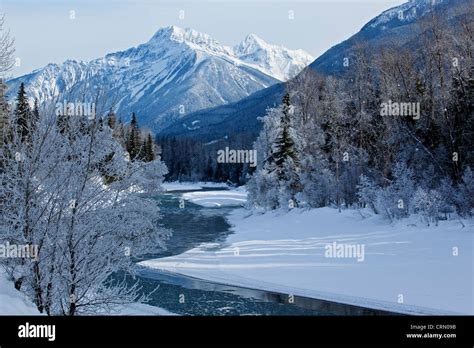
[140,201,474,315]
[0,270,175,315]
[162,181,230,192]
[182,188,247,207]
[0,270,42,315]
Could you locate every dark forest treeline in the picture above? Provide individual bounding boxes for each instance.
[157,134,256,183]
[105,110,157,163]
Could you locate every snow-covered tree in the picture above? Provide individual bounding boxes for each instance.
[248,8,473,222]
[357,174,379,213]
[368,162,416,221]
[455,167,474,217]
[0,79,9,145]
[411,188,444,226]
[247,93,302,210]
[287,70,333,208]
[247,106,282,210]
[0,14,14,76]
[0,104,170,315]
[14,83,33,141]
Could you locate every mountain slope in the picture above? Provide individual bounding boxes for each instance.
[235,34,313,81]
[309,0,462,74]
[158,83,284,141]
[7,26,312,131]
[159,0,470,141]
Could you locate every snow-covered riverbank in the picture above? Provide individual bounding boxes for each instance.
[0,270,176,315]
[162,181,229,192]
[0,270,42,315]
[182,188,247,208]
[140,189,473,315]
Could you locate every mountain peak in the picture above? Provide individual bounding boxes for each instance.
[150,26,222,49]
[234,34,270,56]
[234,34,313,81]
[7,25,315,131]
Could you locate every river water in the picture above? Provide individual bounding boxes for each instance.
[128,188,331,316]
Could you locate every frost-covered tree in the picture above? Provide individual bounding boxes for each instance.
[271,93,301,207]
[0,14,14,76]
[0,105,170,315]
[0,79,9,145]
[247,106,283,210]
[14,83,32,141]
[247,5,473,221]
[411,188,444,226]
[247,93,301,210]
[272,94,299,171]
[287,70,333,208]
[375,162,416,221]
[455,167,474,217]
[357,175,379,213]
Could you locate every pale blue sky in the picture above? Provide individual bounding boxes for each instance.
[1,0,405,77]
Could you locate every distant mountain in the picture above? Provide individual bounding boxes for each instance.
[7,26,313,131]
[234,34,313,81]
[159,0,469,141]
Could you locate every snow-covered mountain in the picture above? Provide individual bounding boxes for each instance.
[159,0,470,142]
[365,0,447,30]
[7,26,313,130]
[234,34,313,81]
[310,0,464,75]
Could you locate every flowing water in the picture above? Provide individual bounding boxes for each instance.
[129,188,391,316]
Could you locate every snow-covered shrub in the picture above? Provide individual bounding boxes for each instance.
[455,167,474,217]
[411,188,444,226]
[436,177,457,219]
[297,166,333,208]
[246,168,280,210]
[357,174,379,213]
[370,163,416,221]
[373,187,400,222]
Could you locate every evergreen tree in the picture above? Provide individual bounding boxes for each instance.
[57,112,69,134]
[14,83,32,140]
[144,133,155,162]
[205,156,214,179]
[106,108,117,130]
[32,98,40,124]
[270,93,301,206]
[272,93,299,177]
[126,113,141,160]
